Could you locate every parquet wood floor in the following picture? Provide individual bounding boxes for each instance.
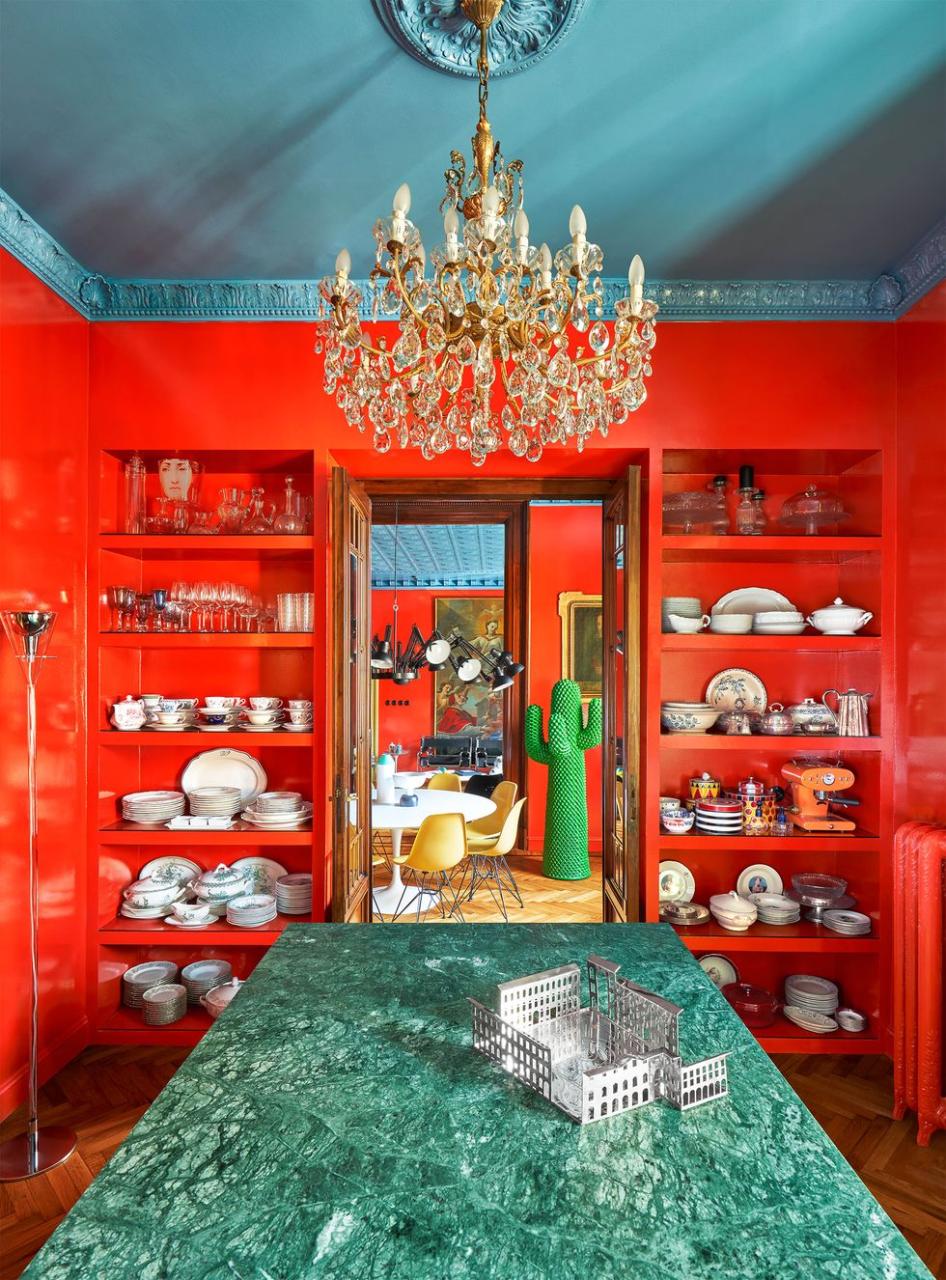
[376,850,604,924]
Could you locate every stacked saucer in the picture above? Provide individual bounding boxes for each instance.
[283,699,313,733]
[196,705,242,732]
[122,960,180,1008]
[241,709,286,733]
[782,1005,838,1034]
[122,790,186,824]
[822,909,872,936]
[142,983,188,1027]
[227,893,277,927]
[785,974,839,1016]
[275,873,313,915]
[181,958,232,1006]
[189,786,243,818]
[695,797,743,835]
[749,893,801,925]
[242,792,312,829]
[658,901,709,927]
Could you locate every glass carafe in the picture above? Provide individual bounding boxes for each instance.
[273,476,306,534]
[217,487,250,534]
[187,510,218,535]
[242,488,276,535]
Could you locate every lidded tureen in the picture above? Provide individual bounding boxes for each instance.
[189,863,249,903]
[805,597,873,636]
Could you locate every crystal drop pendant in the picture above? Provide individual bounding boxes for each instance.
[509,428,529,457]
[547,352,571,387]
[588,321,609,354]
[373,429,392,453]
[457,335,477,365]
[573,295,590,332]
[428,322,447,352]
[393,327,421,370]
[526,439,543,463]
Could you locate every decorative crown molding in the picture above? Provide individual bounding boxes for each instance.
[372,0,588,78]
[1,187,944,323]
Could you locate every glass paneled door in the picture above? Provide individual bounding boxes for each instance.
[332,469,372,922]
[602,468,641,922]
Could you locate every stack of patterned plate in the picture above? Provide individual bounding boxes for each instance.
[782,1005,838,1034]
[695,797,743,835]
[181,958,232,1006]
[822,909,872,936]
[275,873,312,915]
[749,892,801,925]
[122,960,179,1008]
[122,790,186,824]
[227,893,277,927]
[658,900,709,927]
[242,792,312,829]
[188,786,243,818]
[784,974,839,1017]
[142,983,188,1026]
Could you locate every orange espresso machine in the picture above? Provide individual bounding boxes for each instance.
[781,761,860,833]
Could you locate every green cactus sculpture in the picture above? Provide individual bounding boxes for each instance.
[525,678,603,881]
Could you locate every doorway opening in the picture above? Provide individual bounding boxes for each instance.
[330,473,641,927]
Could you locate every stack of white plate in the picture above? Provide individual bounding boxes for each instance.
[122,790,186,824]
[142,983,188,1026]
[275,873,312,915]
[822,909,872,936]
[189,786,243,818]
[750,892,801,925]
[752,610,805,636]
[181,959,232,1006]
[242,792,312,829]
[785,974,839,1016]
[661,596,702,633]
[227,893,277,927]
[782,1005,838,1033]
[122,961,180,1008]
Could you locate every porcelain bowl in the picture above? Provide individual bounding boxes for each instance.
[122,877,183,909]
[708,613,753,634]
[661,809,695,834]
[660,703,720,734]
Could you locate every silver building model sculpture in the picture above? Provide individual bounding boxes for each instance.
[469,954,728,1124]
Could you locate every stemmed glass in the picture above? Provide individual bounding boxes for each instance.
[107,585,130,631]
[135,593,153,633]
[152,589,168,633]
[115,587,137,633]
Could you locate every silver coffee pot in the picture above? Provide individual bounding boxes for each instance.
[822,688,872,737]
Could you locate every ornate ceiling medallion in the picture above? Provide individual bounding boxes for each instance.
[317,0,656,463]
[372,0,588,78]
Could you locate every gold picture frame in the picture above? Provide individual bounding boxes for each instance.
[559,591,603,701]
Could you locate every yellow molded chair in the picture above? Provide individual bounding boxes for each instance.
[465,798,527,921]
[466,780,518,841]
[427,771,462,792]
[391,812,468,923]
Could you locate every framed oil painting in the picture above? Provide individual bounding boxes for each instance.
[559,591,603,701]
[433,596,505,736]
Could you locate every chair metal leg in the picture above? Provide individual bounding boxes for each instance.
[496,856,524,908]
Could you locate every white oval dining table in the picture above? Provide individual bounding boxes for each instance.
[371,787,496,918]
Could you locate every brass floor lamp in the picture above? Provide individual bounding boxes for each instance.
[0,611,77,1180]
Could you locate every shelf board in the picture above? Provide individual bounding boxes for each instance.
[97,730,313,747]
[99,913,312,946]
[99,821,313,846]
[661,535,881,563]
[754,1016,880,1055]
[657,832,879,851]
[676,924,879,953]
[97,1005,212,1038]
[658,734,885,751]
[99,535,313,559]
[660,635,881,652]
[100,632,312,648]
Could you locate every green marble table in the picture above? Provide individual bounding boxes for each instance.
[26,925,930,1280]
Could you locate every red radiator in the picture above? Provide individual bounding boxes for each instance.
[893,821,946,1145]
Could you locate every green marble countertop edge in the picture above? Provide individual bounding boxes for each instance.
[24,923,932,1280]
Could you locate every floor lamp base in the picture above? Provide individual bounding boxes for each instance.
[0,1127,77,1181]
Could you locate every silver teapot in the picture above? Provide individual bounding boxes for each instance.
[822,688,872,737]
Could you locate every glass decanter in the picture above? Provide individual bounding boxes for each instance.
[217,487,250,534]
[241,488,276,535]
[123,453,146,534]
[273,476,306,534]
[187,510,218,535]
[736,488,767,535]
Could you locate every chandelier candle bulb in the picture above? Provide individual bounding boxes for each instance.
[629,254,645,313]
[444,206,460,260]
[538,242,552,289]
[392,182,411,240]
[514,207,530,263]
[334,249,351,293]
[569,204,587,264]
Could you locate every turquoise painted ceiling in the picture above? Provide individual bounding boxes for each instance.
[0,0,944,281]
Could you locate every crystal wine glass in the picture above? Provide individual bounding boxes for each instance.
[135,593,154,633]
[115,587,137,633]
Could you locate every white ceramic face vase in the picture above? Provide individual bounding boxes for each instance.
[158,458,196,502]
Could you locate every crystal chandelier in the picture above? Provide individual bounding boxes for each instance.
[316,0,658,465]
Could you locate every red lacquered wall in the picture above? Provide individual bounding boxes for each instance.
[895,280,946,821]
[0,249,89,1115]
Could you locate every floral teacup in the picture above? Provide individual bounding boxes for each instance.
[249,697,282,710]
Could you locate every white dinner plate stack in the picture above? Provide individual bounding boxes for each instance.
[226,893,277,928]
[749,893,801,925]
[822,909,872,936]
[122,790,186,824]
[275,873,312,915]
[122,960,180,1008]
[188,785,243,818]
[242,792,312,829]
[181,959,232,1005]
[784,974,839,1018]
